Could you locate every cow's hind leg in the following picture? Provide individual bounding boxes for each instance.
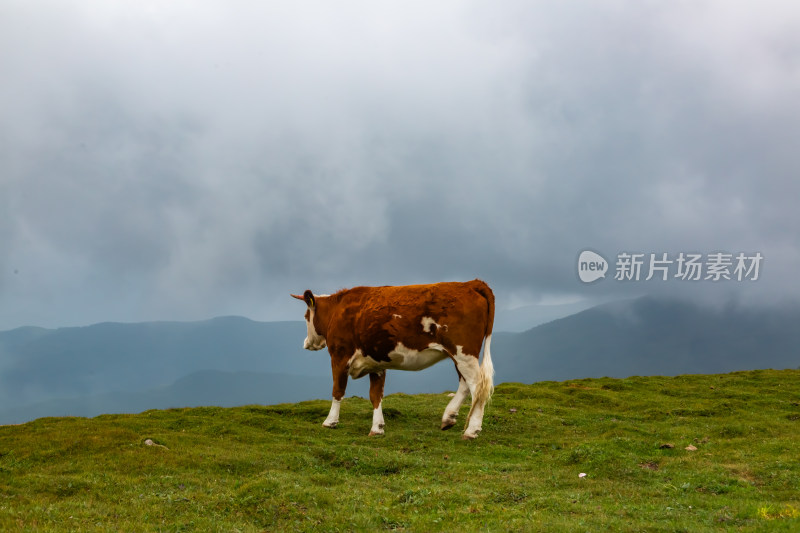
[368,371,386,436]
[441,377,469,430]
[453,353,487,439]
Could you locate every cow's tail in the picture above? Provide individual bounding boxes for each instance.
[471,280,495,410]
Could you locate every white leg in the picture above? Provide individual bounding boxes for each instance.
[323,397,341,428]
[369,401,385,436]
[464,400,486,439]
[453,352,484,439]
[441,377,469,430]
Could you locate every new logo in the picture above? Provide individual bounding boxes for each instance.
[577,250,608,283]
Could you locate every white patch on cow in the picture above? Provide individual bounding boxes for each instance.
[303,307,327,351]
[347,349,363,376]
[323,397,341,428]
[392,314,402,319]
[420,316,446,333]
[389,343,448,370]
[369,400,385,436]
[347,343,448,379]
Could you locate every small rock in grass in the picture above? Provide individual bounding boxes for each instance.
[685,445,698,451]
[659,443,675,449]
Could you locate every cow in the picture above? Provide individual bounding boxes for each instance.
[291,279,495,439]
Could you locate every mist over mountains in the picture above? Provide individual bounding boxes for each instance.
[493,296,800,383]
[1,296,798,425]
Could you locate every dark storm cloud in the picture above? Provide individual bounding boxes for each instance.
[1,1,799,328]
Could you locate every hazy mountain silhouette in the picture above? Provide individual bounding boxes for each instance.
[492,296,800,384]
[2,297,798,424]
[0,317,318,409]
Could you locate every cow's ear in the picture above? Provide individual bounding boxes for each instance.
[303,289,315,309]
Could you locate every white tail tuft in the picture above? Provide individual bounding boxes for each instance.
[466,333,495,427]
[475,333,494,405]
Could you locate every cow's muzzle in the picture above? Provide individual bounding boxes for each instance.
[303,337,327,351]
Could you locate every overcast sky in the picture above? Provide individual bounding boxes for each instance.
[1,1,799,330]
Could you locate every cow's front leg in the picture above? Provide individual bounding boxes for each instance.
[323,398,341,428]
[368,371,386,436]
[324,358,349,428]
[441,376,469,430]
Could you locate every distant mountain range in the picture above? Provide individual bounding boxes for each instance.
[1,296,798,424]
[492,296,800,384]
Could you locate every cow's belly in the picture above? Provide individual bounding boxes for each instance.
[387,346,448,371]
[348,343,448,378]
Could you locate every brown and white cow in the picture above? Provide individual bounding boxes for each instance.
[291,279,495,439]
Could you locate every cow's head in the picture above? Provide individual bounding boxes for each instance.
[291,290,327,351]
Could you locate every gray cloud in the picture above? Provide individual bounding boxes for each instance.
[1,1,799,328]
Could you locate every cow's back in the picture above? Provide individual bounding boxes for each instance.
[330,280,493,360]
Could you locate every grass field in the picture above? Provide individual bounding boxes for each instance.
[1,369,799,531]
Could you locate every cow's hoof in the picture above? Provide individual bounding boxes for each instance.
[462,430,481,440]
[441,420,456,430]
[368,430,384,436]
[322,421,338,428]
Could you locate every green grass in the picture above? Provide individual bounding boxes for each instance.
[2,369,800,531]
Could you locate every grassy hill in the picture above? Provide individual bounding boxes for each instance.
[1,370,799,531]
